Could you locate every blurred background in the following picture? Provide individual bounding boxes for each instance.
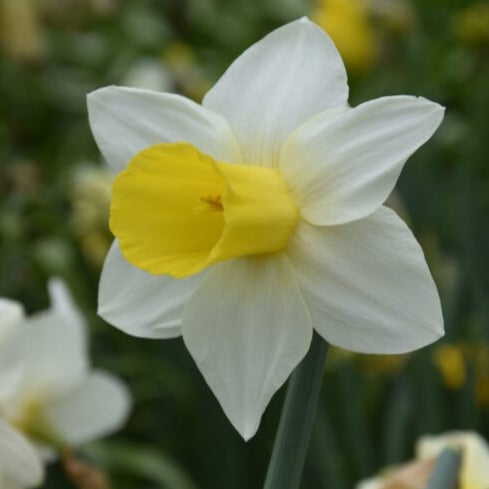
[1,0,488,487]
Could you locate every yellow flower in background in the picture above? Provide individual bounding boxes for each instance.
[357,431,489,489]
[453,2,489,46]
[312,0,377,74]
[433,343,466,390]
[431,341,489,405]
[88,18,444,440]
[0,0,45,64]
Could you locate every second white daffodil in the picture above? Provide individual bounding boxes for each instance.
[0,280,131,487]
[88,17,445,440]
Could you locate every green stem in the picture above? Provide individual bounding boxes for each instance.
[263,331,328,489]
[426,448,462,489]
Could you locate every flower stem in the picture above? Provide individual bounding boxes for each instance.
[263,331,328,489]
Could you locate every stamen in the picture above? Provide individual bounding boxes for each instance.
[201,195,223,210]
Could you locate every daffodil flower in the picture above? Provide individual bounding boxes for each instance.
[417,432,489,489]
[0,416,44,489]
[88,18,444,440]
[0,299,43,489]
[0,280,131,483]
[357,431,489,489]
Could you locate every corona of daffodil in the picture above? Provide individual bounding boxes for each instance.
[88,18,445,440]
[0,280,131,487]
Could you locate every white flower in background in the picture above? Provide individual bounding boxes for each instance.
[0,279,131,486]
[122,57,174,93]
[356,431,489,489]
[0,299,43,489]
[88,18,444,440]
[417,431,489,489]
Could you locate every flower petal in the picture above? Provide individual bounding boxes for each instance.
[202,18,348,168]
[0,299,24,344]
[99,240,206,338]
[0,418,43,487]
[280,96,444,225]
[0,300,25,402]
[288,207,444,353]
[20,282,88,398]
[87,86,241,172]
[44,371,131,445]
[182,254,312,440]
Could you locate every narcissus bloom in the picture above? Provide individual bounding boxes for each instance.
[0,299,43,489]
[417,432,489,489]
[0,280,131,485]
[88,18,444,440]
[357,431,489,489]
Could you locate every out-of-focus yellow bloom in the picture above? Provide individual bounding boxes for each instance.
[70,165,113,268]
[163,41,212,101]
[0,0,45,63]
[453,2,489,46]
[312,0,377,74]
[433,343,466,390]
[357,431,489,489]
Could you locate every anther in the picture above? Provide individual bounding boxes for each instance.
[200,195,223,210]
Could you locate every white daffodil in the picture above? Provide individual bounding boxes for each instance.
[0,299,44,489]
[88,17,444,440]
[356,431,489,489]
[0,279,131,484]
[417,431,489,489]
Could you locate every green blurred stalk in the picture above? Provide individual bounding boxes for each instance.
[426,448,462,489]
[263,331,328,489]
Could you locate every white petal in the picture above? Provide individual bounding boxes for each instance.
[182,255,312,440]
[0,301,25,405]
[0,418,44,487]
[87,86,241,172]
[0,299,24,344]
[44,371,131,446]
[202,18,348,168]
[280,96,444,225]
[0,476,25,489]
[20,284,89,398]
[48,278,85,332]
[99,240,207,339]
[288,207,444,353]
